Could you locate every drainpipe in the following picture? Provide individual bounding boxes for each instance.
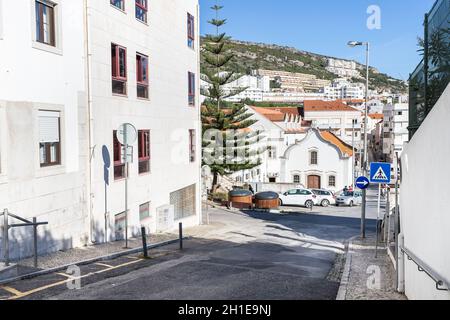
[83,0,95,244]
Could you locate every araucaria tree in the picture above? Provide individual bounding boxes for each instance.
[201,1,263,192]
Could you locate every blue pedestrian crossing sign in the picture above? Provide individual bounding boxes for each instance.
[355,176,370,190]
[370,162,392,184]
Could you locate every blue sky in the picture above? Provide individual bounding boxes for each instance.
[199,0,436,80]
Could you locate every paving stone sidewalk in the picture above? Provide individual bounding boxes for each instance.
[338,234,406,300]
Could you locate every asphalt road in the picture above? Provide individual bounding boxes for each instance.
[2,188,382,300]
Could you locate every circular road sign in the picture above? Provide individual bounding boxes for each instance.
[117,123,137,146]
[355,176,370,190]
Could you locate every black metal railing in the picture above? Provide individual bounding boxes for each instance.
[409,0,450,138]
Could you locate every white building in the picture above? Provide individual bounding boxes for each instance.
[303,100,362,148]
[321,79,365,100]
[382,103,409,162]
[0,0,201,260]
[232,106,354,193]
[326,58,360,78]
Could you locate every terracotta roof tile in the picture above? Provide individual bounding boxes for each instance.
[304,100,359,112]
[369,113,384,120]
[319,130,354,157]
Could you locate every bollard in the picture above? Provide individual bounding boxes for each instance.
[141,227,148,258]
[179,222,183,250]
[33,217,38,268]
[3,209,9,267]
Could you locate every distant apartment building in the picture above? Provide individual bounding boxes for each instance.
[254,69,331,93]
[0,0,201,260]
[326,58,360,78]
[321,79,365,100]
[382,103,409,162]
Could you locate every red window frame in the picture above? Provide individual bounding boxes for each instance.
[111,0,125,11]
[112,43,127,95]
[138,130,151,174]
[188,72,195,106]
[187,13,195,48]
[189,129,196,163]
[113,131,126,180]
[135,0,148,22]
[35,1,56,46]
[136,53,149,98]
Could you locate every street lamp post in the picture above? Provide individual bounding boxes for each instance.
[348,41,370,239]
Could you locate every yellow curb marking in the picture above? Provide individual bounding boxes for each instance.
[94,262,114,268]
[0,259,144,300]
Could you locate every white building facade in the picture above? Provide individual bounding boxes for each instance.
[0,0,201,260]
[382,103,409,162]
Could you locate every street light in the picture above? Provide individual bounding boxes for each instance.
[348,40,370,239]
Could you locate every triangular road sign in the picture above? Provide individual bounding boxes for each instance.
[372,166,388,181]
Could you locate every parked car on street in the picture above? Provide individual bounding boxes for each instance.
[336,191,363,207]
[279,189,317,209]
[311,189,336,207]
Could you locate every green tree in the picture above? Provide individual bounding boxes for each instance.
[201,1,263,192]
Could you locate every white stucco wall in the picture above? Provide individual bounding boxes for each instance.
[400,84,450,300]
[87,0,201,241]
[280,130,352,192]
[0,0,88,259]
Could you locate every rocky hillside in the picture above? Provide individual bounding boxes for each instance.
[201,38,408,94]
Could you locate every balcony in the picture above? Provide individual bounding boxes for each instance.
[408,0,450,138]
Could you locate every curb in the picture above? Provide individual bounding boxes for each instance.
[0,237,188,286]
[336,236,359,300]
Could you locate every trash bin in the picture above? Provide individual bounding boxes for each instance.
[254,192,279,209]
[228,189,253,209]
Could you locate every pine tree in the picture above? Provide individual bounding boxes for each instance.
[201,1,264,192]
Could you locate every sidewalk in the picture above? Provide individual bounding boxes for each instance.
[337,234,406,300]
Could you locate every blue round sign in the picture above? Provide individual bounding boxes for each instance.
[355,176,370,190]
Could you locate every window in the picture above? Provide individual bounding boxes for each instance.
[139,202,150,221]
[138,130,150,174]
[187,13,195,48]
[188,72,195,106]
[310,151,318,165]
[170,184,196,220]
[39,110,61,167]
[35,0,56,46]
[189,129,196,162]
[329,175,336,187]
[135,0,148,23]
[111,43,127,95]
[113,131,125,180]
[268,146,277,159]
[293,175,300,184]
[111,0,124,11]
[136,53,149,99]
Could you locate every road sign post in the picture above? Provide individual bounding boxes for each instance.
[370,162,392,258]
[117,123,137,249]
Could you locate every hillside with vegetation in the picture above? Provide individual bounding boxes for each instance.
[201,38,408,94]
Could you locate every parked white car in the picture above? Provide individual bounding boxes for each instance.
[311,189,336,207]
[336,191,363,207]
[279,189,317,209]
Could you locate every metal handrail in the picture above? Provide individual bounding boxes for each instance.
[1,209,48,268]
[400,246,450,291]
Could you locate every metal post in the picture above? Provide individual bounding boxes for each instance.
[3,209,9,266]
[375,184,381,258]
[124,160,129,249]
[352,119,355,185]
[141,227,148,258]
[179,222,183,250]
[361,42,370,239]
[33,217,38,268]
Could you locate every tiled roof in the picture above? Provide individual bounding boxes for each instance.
[369,113,384,120]
[304,100,360,112]
[250,106,286,122]
[319,130,354,157]
[285,128,308,134]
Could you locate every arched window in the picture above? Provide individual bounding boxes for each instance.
[310,151,318,165]
[328,175,336,187]
[293,175,300,184]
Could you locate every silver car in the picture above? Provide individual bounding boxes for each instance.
[336,191,363,207]
[311,189,336,207]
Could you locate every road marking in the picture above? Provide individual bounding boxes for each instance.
[0,258,145,300]
[56,272,76,279]
[94,262,114,268]
[124,255,139,260]
[1,286,24,296]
